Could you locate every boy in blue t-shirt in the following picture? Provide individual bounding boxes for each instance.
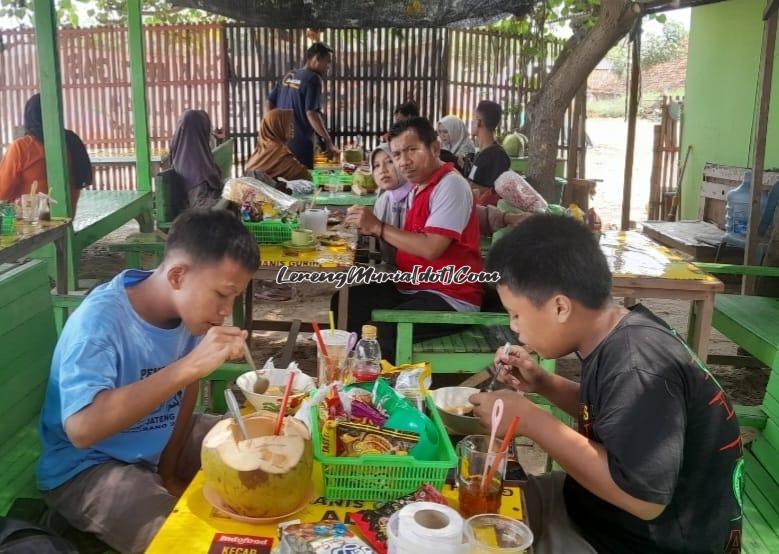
[37,209,259,553]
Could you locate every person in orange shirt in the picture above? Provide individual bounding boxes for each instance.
[0,93,92,212]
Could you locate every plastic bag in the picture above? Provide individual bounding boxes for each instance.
[281,178,315,195]
[494,170,548,212]
[221,176,304,212]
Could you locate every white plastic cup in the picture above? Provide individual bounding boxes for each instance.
[464,514,533,553]
[313,329,356,383]
[20,194,39,223]
[300,208,328,235]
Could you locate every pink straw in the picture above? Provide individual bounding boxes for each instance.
[482,416,520,493]
[480,399,504,491]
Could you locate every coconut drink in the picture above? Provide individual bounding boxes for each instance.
[201,411,313,518]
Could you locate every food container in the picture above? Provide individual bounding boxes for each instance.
[430,387,484,436]
[236,368,316,414]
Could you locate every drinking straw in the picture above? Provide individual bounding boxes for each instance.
[480,399,504,490]
[481,415,521,493]
[274,371,296,435]
[312,321,337,382]
[329,311,336,336]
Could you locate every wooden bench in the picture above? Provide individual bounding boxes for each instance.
[741,365,779,553]
[0,261,57,516]
[643,164,779,261]
[371,310,520,374]
[743,414,779,552]
[688,262,779,552]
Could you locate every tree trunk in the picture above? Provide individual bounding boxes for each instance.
[526,0,641,200]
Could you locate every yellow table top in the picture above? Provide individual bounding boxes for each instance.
[603,231,721,286]
[147,468,525,553]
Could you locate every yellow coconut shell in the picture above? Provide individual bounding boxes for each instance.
[201,412,313,517]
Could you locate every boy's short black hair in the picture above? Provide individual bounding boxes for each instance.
[388,116,437,148]
[393,101,420,119]
[165,209,259,272]
[487,214,611,310]
[476,100,502,132]
[306,42,334,60]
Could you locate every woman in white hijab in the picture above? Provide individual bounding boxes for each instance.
[437,115,476,157]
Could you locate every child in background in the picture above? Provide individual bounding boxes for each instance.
[370,144,411,267]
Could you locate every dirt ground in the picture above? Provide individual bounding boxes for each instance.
[80,118,768,473]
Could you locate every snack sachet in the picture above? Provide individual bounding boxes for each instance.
[277,521,374,553]
[336,421,419,457]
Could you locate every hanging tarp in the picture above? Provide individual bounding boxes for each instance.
[169,0,537,28]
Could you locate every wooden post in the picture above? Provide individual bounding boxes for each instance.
[743,2,777,295]
[33,0,77,290]
[621,18,641,231]
[566,85,584,181]
[32,0,71,215]
[127,0,152,192]
[648,125,662,220]
[577,89,587,178]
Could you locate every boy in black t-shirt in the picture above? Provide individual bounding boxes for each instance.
[471,215,743,554]
[468,100,511,206]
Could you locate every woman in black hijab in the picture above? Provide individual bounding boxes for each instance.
[167,110,224,214]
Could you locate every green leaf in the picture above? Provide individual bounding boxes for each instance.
[654,13,667,23]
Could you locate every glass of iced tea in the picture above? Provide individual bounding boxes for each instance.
[456,435,508,519]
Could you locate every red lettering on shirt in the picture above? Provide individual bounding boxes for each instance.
[708,390,736,420]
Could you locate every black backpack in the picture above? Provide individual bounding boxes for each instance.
[0,517,78,554]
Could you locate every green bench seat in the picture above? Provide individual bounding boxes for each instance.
[0,260,56,515]
[712,294,779,371]
[690,264,779,552]
[371,309,522,374]
[743,421,779,552]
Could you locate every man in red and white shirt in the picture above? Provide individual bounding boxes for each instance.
[334,117,484,363]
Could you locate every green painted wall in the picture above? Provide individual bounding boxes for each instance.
[681,0,779,219]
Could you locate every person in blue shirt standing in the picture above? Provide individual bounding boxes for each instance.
[37,210,259,553]
[267,42,339,168]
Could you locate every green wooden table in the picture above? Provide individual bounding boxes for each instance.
[0,218,70,294]
[71,189,154,287]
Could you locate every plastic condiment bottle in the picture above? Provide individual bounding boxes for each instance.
[351,325,382,383]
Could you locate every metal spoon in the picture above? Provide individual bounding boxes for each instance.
[224,388,250,441]
[486,342,512,391]
[243,342,269,394]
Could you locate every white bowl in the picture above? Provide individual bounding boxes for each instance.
[236,369,315,414]
[430,387,485,436]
